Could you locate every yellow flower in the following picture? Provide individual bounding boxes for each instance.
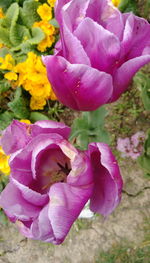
[4,72,18,81]
[15,52,56,110]
[33,20,55,51]
[37,3,52,21]
[47,0,56,7]
[37,35,55,52]
[20,119,31,124]
[0,54,15,70]
[30,97,47,110]
[0,147,10,175]
[33,20,55,35]
[0,8,4,18]
[112,0,121,7]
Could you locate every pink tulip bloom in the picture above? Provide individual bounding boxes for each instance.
[0,120,122,244]
[43,0,150,111]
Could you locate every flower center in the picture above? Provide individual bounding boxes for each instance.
[42,162,71,190]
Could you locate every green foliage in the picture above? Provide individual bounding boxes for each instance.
[0,1,44,56]
[0,27,11,47]
[30,112,50,122]
[0,47,10,58]
[28,27,45,45]
[0,0,15,12]
[0,111,14,130]
[50,18,59,28]
[0,209,8,225]
[47,101,64,120]
[138,130,150,176]
[19,0,40,28]
[134,72,150,111]
[119,0,138,14]
[8,87,30,119]
[70,106,110,150]
[0,80,11,93]
[74,218,92,231]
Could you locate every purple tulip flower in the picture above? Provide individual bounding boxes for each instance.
[0,120,122,244]
[43,0,150,111]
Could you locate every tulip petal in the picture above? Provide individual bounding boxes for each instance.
[67,152,93,186]
[0,182,40,222]
[112,55,150,101]
[61,18,91,65]
[88,143,123,216]
[43,55,113,111]
[122,13,150,59]
[32,120,71,140]
[10,134,62,185]
[55,0,70,25]
[12,178,48,206]
[55,0,90,30]
[87,0,124,39]
[30,205,56,243]
[74,17,120,72]
[48,182,93,243]
[31,134,65,180]
[1,120,31,155]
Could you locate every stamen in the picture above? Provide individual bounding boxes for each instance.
[57,162,71,175]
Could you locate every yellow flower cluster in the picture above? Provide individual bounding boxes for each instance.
[112,0,121,7]
[37,3,52,21]
[33,20,55,52]
[0,52,56,110]
[47,0,56,8]
[0,147,10,176]
[15,52,56,110]
[33,1,56,52]
[35,0,56,7]
[0,54,18,81]
[0,54,15,71]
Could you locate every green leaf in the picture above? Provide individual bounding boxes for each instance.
[0,111,14,130]
[10,24,31,46]
[0,47,10,58]
[84,106,108,129]
[30,112,50,122]
[0,0,15,12]
[1,3,19,28]
[0,27,11,47]
[138,130,150,174]
[134,72,150,111]
[50,18,59,28]
[70,106,110,150]
[95,127,110,144]
[0,210,8,225]
[8,87,30,119]
[20,42,36,53]
[119,0,138,14]
[138,155,150,174]
[0,80,11,93]
[20,0,40,28]
[141,80,150,110]
[27,27,45,45]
